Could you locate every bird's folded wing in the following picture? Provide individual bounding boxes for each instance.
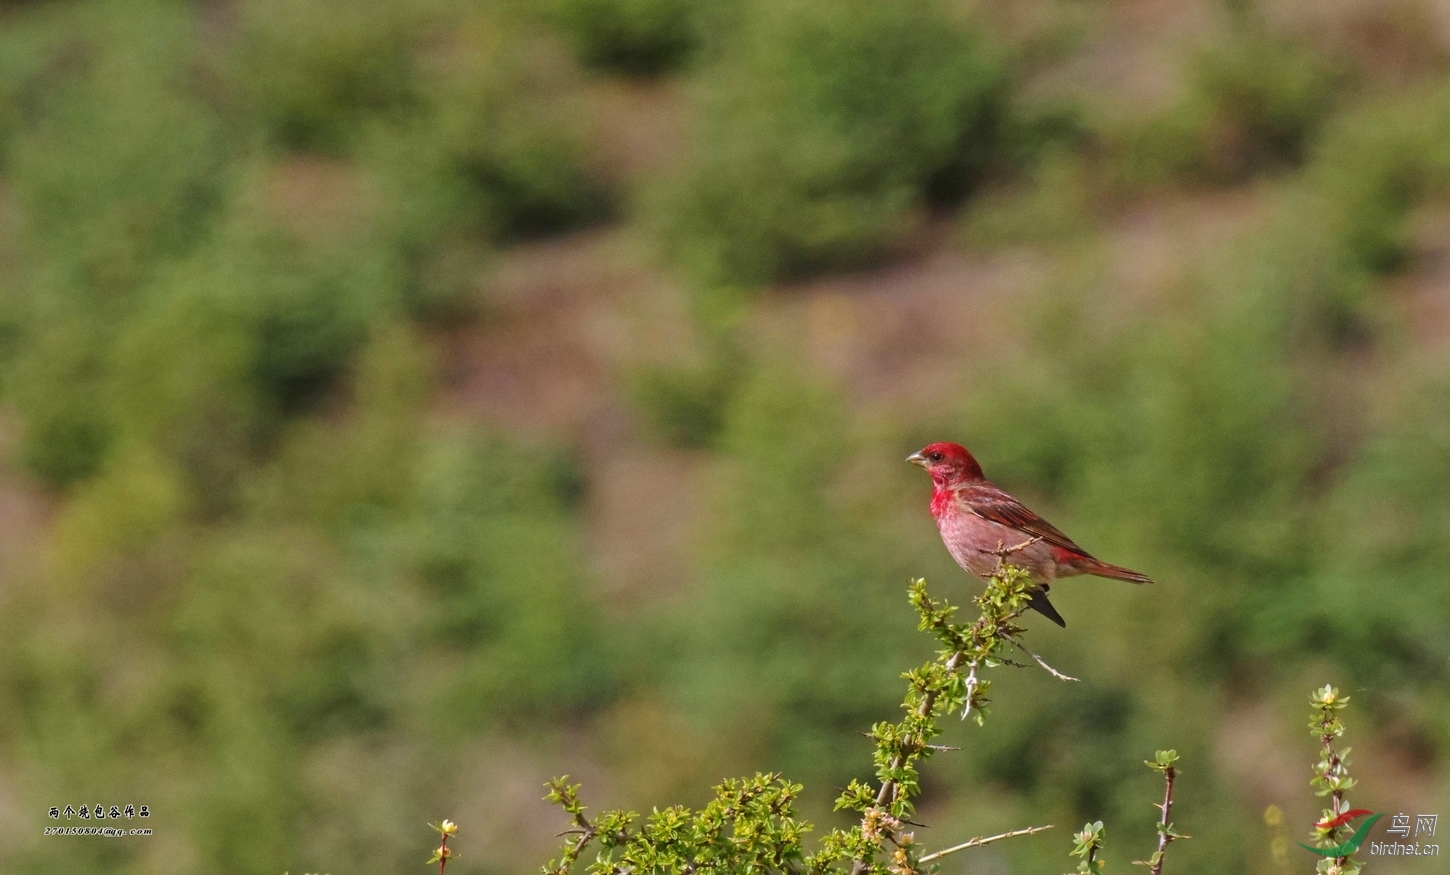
[960,486,1089,556]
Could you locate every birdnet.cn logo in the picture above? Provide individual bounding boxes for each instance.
[1298,810,1439,859]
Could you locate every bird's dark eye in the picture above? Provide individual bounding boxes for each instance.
[928,452,943,462]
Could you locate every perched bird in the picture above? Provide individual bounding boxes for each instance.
[907,442,1151,626]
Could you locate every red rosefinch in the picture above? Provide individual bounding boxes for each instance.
[908,442,1151,626]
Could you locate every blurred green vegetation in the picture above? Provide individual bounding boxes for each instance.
[0,0,1445,873]
[1117,18,1344,186]
[659,0,1007,287]
[548,0,712,76]
[231,0,427,153]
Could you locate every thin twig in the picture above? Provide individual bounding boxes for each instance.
[1004,633,1079,682]
[1322,725,1348,872]
[918,824,1055,863]
[544,783,598,874]
[566,832,592,865]
[1149,763,1177,875]
[854,568,1057,872]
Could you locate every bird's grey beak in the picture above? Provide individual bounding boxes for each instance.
[906,451,927,468]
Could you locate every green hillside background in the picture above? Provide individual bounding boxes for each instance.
[0,0,1445,872]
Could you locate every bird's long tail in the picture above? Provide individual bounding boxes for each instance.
[1085,560,1153,584]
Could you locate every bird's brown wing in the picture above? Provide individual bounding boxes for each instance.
[958,483,1092,558]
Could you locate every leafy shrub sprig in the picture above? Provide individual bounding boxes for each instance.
[1307,685,1361,875]
[541,556,1070,874]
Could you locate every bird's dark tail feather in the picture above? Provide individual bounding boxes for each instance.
[1085,560,1154,584]
[1028,587,1067,628]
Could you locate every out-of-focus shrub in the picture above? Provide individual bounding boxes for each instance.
[10,190,397,493]
[647,365,935,794]
[391,58,608,243]
[1302,81,1450,276]
[6,10,229,293]
[629,361,735,448]
[551,0,708,76]
[229,0,426,153]
[1252,83,1450,347]
[659,0,1007,287]
[959,147,1095,249]
[4,305,120,487]
[1,5,231,487]
[1121,24,1341,185]
[627,336,741,447]
[0,331,614,874]
[368,23,611,318]
[2,2,616,489]
[1302,376,1450,689]
[0,6,79,164]
[224,229,390,419]
[103,271,261,515]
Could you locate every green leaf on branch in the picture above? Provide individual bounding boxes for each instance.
[1069,821,1106,875]
[1145,749,1179,772]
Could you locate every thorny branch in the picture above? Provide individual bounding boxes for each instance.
[1150,761,1178,875]
[870,649,964,807]
[1308,686,1358,875]
[848,540,1076,873]
[1005,632,1080,682]
[426,819,457,875]
[917,824,1056,863]
[1133,751,1187,874]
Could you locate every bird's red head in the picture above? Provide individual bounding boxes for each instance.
[907,442,985,486]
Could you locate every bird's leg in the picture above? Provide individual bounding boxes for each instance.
[977,535,1044,561]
